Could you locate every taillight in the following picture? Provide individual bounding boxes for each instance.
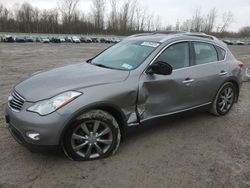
[238,61,244,69]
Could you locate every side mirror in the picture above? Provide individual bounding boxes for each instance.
[147,61,173,75]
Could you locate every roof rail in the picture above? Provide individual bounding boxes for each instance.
[127,33,155,39]
[153,31,186,35]
[127,31,185,38]
[182,32,215,40]
[127,31,218,41]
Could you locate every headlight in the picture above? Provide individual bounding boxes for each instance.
[27,91,82,116]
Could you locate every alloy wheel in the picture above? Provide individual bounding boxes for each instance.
[217,87,235,113]
[71,120,113,159]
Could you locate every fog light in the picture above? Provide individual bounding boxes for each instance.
[26,132,41,141]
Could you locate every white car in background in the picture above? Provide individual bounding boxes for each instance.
[232,40,245,45]
[41,37,50,43]
[59,37,66,43]
[71,36,81,43]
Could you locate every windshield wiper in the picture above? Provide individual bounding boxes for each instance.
[92,63,114,70]
[86,59,92,63]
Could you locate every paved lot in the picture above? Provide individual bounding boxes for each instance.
[0,43,250,188]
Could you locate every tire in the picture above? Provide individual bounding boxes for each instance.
[63,110,121,161]
[210,82,236,116]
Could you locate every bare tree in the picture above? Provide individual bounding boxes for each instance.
[180,19,192,31]
[154,15,162,31]
[58,0,80,33]
[15,3,36,33]
[146,13,154,31]
[191,9,204,32]
[219,11,234,32]
[175,19,180,31]
[165,25,173,31]
[118,0,131,33]
[239,26,250,37]
[0,4,9,31]
[108,0,119,32]
[204,8,217,33]
[0,2,242,36]
[91,0,106,33]
[180,8,217,33]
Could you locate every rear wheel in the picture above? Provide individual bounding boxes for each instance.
[210,82,236,116]
[63,110,121,161]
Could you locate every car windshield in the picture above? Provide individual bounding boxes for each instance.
[91,41,159,70]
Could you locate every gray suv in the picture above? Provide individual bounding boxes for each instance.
[5,32,242,161]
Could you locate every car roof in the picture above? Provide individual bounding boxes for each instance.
[125,31,226,47]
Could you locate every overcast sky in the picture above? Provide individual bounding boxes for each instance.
[0,0,250,31]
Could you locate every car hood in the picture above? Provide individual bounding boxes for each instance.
[15,62,129,102]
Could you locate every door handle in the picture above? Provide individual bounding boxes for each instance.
[219,71,228,76]
[182,78,194,84]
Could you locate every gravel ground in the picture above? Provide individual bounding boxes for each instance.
[0,43,250,188]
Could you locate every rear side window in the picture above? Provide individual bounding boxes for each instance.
[215,46,226,61]
[156,42,189,70]
[193,42,218,65]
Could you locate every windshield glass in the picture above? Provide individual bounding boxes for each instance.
[91,41,160,70]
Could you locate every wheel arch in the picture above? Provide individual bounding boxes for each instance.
[60,102,128,146]
[224,77,240,102]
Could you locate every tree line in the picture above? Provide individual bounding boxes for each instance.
[0,0,248,37]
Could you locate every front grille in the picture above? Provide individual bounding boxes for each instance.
[9,91,25,112]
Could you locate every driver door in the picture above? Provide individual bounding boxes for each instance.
[137,42,198,121]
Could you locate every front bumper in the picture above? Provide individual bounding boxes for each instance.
[7,123,58,151]
[5,103,69,148]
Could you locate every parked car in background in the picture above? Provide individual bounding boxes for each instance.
[59,37,66,43]
[71,36,81,43]
[15,36,26,43]
[25,36,34,42]
[100,38,106,43]
[2,35,15,42]
[80,37,92,43]
[223,40,233,45]
[91,37,99,43]
[232,40,245,45]
[105,38,112,43]
[35,37,41,42]
[50,37,61,43]
[5,32,243,161]
[111,38,121,43]
[65,36,73,43]
[41,37,50,43]
[15,36,33,43]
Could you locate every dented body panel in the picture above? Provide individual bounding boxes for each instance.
[138,69,199,120]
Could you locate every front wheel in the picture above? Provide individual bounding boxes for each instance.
[63,110,121,161]
[210,82,236,116]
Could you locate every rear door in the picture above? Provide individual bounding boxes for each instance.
[188,41,228,105]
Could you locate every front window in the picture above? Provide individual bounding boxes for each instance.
[155,42,190,70]
[91,41,159,70]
